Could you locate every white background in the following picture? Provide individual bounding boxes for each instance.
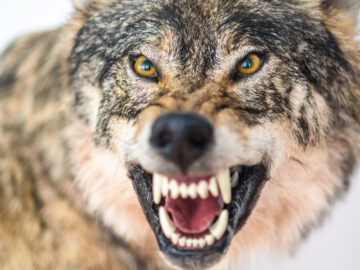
[0,1,359,269]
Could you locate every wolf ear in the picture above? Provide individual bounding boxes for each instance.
[322,0,360,17]
[71,0,92,11]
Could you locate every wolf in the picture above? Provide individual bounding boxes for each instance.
[0,0,359,269]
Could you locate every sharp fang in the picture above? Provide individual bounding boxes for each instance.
[152,173,163,204]
[216,169,231,203]
[231,171,239,188]
[209,210,229,240]
[159,207,176,238]
[209,176,219,197]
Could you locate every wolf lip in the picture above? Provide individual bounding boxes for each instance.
[127,163,268,269]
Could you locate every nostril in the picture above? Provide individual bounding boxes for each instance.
[189,135,204,147]
[187,133,211,149]
[154,129,173,148]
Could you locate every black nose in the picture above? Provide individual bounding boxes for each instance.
[150,112,214,172]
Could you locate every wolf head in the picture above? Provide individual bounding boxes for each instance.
[67,0,360,269]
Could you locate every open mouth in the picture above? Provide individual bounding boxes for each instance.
[154,170,233,250]
[128,163,268,269]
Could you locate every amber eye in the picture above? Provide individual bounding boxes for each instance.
[237,53,261,75]
[133,55,157,77]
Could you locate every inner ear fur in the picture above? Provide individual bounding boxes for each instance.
[72,0,117,12]
[322,0,360,18]
[72,0,92,11]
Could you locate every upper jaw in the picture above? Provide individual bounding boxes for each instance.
[127,162,269,269]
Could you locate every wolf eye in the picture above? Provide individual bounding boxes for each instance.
[237,53,261,75]
[133,55,157,77]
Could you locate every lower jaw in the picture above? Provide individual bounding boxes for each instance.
[171,228,218,250]
[128,163,268,269]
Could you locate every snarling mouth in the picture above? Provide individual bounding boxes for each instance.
[128,163,268,269]
[154,170,233,250]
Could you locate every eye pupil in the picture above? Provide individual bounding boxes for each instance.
[241,58,253,69]
[141,60,154,71]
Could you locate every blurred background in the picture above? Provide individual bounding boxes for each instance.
[0,1,359,269]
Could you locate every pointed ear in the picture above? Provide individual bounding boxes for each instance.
[71,0,93,11]
[322,0,360,18]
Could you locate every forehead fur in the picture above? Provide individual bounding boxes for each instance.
[73,0,333,65]
[72,0,353,79]
[71,0,359,120]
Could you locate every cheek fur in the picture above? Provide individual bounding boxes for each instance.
[65,120,157,247]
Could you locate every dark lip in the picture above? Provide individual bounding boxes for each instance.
[127,163,268,269]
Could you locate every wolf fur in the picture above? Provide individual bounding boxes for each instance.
[0,0,359,269]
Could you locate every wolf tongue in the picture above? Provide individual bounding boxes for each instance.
[165,194,224,234]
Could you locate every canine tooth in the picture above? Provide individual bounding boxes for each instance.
[188,183,197,199]
[209,176,219,197]
[199,238,206,248]
[205,234,215,246]
[170,179,180,199]
[153,173,163,204]
[186,238,193,247]
[231,171,239,188]
[209,210,229,240]
[180,183,188,199]
[171,233,180,245]
[216,169,231,203]
[161,177,169,197]
[179,237,186,247]
[197,181,209,199]
[159,207,176,238]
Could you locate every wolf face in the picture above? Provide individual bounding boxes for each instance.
[68,0,360,269]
